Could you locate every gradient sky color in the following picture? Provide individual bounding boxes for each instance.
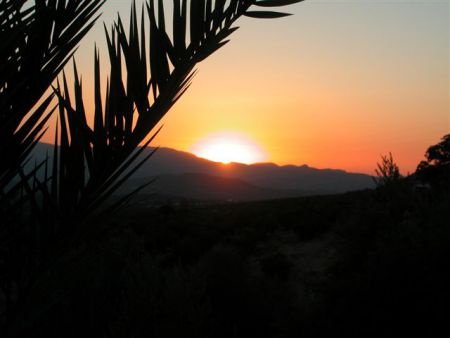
[42,0,450,174]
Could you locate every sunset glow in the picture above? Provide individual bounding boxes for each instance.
[191,132,267,164]
[39,0,449,174]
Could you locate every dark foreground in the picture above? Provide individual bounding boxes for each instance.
[6,184,450,338]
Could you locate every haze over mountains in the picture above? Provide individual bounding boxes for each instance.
[33,143,375,202]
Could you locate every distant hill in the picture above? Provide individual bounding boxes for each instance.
[125,147,375,195]
[31,143,375,201]
[125,173,308,202]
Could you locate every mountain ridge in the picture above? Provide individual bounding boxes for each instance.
[31,143,375,201]
[145,146,365,175]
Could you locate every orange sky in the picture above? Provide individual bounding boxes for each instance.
[41,0,449,174]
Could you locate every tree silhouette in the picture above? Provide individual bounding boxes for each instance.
[416,134,450,187]
[374,152,401,187]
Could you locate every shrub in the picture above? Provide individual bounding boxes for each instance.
[374,152,402,187]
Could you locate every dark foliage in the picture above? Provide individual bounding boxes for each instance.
[0,1,105,332]
[416,134,450,188]
[8,181,449,337]
[1,1,304,336]
[4,1,445,338]
[0,0,105,193]
[374,152,401,187]
[50,0,304,224]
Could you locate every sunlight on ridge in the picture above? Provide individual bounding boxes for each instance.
[190,132,267,164]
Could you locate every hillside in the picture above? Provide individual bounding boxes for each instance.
[125,173,308,202]
[15,185,450,338]
[32,143,375,201]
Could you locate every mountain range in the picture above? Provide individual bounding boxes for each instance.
[32,143,375,202]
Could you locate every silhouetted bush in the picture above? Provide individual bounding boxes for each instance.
[374,152,402,187]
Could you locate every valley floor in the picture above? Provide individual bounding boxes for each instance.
[7,185,450,338]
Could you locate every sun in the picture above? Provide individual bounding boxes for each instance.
[190,132,267,165]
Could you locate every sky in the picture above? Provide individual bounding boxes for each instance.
[42,0,449,174]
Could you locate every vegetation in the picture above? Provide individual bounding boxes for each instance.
[1,1,447,337]
[0,0,304,336]
[51,0,306,222]
[416,134,450,188]
[0,0,105,332]
[8,170,449,337]
[374,152,401,187]
[0,0,105,194]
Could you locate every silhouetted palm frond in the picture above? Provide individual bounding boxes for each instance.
[0,1,105,330]
[0,0,105,193]
[53,0,304,220]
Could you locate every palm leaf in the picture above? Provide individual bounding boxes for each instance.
[244,10,292,18]
[53,0,304,220]
[0,0,105,195]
